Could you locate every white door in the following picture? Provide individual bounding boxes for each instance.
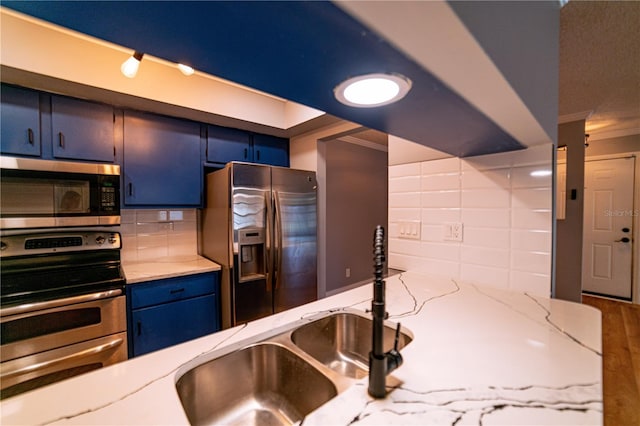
[582,157,636,299]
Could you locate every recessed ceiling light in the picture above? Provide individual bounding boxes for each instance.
[334,73,412,108]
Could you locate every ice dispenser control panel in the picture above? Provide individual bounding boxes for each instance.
[237,228,266,282]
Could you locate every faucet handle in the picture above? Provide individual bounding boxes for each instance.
[393,322,401,352]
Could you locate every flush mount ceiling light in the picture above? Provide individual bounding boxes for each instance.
[334,73,412,108]
[121,51,144,78]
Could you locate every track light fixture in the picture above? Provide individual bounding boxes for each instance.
[121,51,144,78]
[177,63,195,76]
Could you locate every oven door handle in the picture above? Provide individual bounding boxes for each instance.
[0,289,123,317]
[0,337,125,380]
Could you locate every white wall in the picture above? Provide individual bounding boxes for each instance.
[388,144,553,297]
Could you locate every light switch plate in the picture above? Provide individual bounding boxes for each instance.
[399,220,421,240]
[443,222,463,242]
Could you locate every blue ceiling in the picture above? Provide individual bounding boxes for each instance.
[3,1,524,157]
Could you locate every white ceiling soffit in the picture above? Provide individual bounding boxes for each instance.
[336,0,552,149]
[0,8,324,131]
[560,1,640,140]
[388,135,453,166]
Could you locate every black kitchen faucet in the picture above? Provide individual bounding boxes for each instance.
[368,225,403,398]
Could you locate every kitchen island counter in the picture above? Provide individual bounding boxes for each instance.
[0,271,602,425]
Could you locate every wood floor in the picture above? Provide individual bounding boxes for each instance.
[582,295,640,425]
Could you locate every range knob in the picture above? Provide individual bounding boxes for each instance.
[0,241,7,251]
[95,235,106,245]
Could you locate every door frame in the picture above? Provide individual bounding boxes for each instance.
[583,152,639,304]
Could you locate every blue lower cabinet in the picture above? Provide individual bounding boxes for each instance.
[127,272,220,357]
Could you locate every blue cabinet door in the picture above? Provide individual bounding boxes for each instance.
[253,134,289,167]
[123,111,202,206]
[1,85,41,157]
[206,125,252,164]
[130,294,218,356]
[51,95,115,162]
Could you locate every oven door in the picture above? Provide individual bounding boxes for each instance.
[0,292,126,362]
[0,331,127,399]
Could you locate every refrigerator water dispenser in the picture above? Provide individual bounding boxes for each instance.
[237,228,266,282]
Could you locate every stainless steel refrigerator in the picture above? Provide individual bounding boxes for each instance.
[201,162,317,328]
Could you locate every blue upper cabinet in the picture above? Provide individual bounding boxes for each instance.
[51,95,115,162]
[0,84,42,157]
[206,125,252,164]
[123,111,202,206]
[206,125,289,167]
[253,134,289,167]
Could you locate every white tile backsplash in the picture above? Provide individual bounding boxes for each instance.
[420,190,460,208]
[463,228,510,249]
[421,208,462,224]
[462,188,510,208]
[421,173,460,191]
[421,157,460,174]
[389,144,553,296]
[389,192,421,208]
[120,208,198,263]
[461,168,510,189]
[389,207,421,222]
[388,175,421,193]
[389,162,421,178]
[461,208,511,228]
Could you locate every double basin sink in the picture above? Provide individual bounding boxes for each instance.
[175,309,413,426]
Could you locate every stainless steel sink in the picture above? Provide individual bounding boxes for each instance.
[175,309,413,425]
[176,343,338,426]
[291,312,413,379]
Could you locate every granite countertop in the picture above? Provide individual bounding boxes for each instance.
[0,271,602,425]
[122,255,222,284]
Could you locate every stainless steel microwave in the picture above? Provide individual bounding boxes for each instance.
[0,156,120,229]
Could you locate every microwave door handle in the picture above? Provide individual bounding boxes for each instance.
[0,338,125,381]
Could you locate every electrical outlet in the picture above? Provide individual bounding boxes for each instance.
[345,268,351,278]
[443,222,463,242]
[399,220,421,240]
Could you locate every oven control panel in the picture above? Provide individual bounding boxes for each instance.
[0,231,121,257]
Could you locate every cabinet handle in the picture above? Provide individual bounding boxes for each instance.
[170,288,185,295]
[137,321,142,336]
[58,132,65,148]
[256,150,260,161]
[128,183,133,196]
[27,128,34,145]
[244,148,248,159]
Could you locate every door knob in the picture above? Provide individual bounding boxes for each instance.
[615,237,631,243]
[622,227,630,233]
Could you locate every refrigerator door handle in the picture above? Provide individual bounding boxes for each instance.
[273,190,283,290]
[265,190,273,293]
